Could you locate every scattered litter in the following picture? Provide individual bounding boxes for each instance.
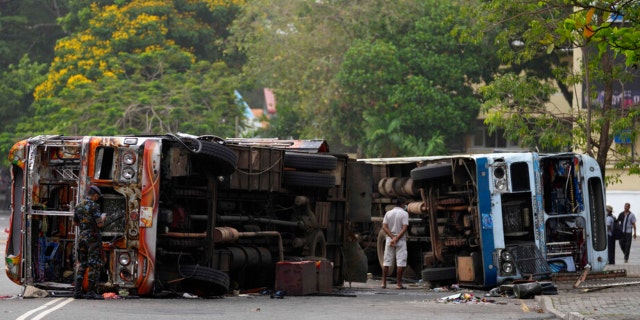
[431,284,460,292]
[270,290,286,299]
[438,292,496,304]
[22,286,48,298]
[182,292,198,299]
[103,292,120,299]
[488,281,557,299]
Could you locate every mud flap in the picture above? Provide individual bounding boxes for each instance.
[341,238,368,283]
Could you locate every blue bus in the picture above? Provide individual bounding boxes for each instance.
[356,152,607,287]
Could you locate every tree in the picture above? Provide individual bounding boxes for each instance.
[231,0,498,156]
[462,0,640,179]
[0,0,68,68]
[59,0,245,66]
[20,58,244,137]
[17,0,247,139]
[0,56,48,166]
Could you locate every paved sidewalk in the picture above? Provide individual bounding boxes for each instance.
[537,237,640,320]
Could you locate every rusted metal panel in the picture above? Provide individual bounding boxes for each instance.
[457,256,475,282]
[346,161,372,223]
[229,145,282,192]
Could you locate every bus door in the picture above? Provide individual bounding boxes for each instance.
[540,154,607,273]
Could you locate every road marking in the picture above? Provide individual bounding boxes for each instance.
[32,298,74,320]
[520,300,530,312]
[16,298,73,320]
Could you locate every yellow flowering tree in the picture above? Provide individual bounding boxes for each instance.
[22,0,247,137]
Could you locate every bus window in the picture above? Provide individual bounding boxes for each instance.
[94,147,115,180]
[510,162,530,192]
[543,158,584,214]
[588,177,606,251]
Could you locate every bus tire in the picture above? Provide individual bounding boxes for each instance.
[410,164,451,181]
[284,152,337,171]
[376,230,394,276]
[283,171,335,188]
[186,140,238,175]
[179,265,230,297]
[421,267,456,282]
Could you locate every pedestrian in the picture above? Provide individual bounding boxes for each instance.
[73,185,106,299]
[381,197,409,289]
[605,204,616,264]
[618,202,637,263]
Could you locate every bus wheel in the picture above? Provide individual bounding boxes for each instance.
[376,230,394,276]
[283,171,336,188]
[179,265,230,297]
[410,164,451,181]
[284,152,337,171]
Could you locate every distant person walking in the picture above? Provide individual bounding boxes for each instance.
[605,205,616,264]
[381,197,409,289]
[618,203,637,263]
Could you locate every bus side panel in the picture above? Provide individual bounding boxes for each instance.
[5,165,25,284]
[476,158,497,286]
[136,139,161,295]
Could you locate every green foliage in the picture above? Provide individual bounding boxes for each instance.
[0,0,68,67]
[335,1,496,157]
[16,0,247,140]
[463,0,640,179]
[479,73,571,151]
[0,56,48,166]
[233,0,498,157]
[20,59,244,137]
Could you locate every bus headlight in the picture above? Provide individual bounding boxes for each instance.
[501,250,512,262]
[118,252,131,266]
[122,167,135,180]
[123,150,136,165]
[502,262,515,275]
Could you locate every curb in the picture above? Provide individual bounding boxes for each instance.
[536,295,597,320]
[536,296,566,319]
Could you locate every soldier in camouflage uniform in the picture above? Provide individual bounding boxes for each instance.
[73,185,105,300]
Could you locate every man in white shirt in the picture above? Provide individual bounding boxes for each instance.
[381,197,409,289]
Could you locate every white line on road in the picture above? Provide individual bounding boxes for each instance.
[32,298,74,320]
[16,297,74,320]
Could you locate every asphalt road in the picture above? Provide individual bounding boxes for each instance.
[0,208,556,320]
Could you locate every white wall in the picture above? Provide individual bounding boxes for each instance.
[606,190,640,215]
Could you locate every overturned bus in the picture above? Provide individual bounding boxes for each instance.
[4,134,608,295]
[5,134,368,296]
[355,152,608,287]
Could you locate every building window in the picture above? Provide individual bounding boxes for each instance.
[473,123,517,148]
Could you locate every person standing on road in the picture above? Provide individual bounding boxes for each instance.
[618,202,637,263]
[73,185,106,299]
[606,204,616,264]
[381,197,409,289]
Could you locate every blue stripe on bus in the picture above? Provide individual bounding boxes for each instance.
[476,157,497,286]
